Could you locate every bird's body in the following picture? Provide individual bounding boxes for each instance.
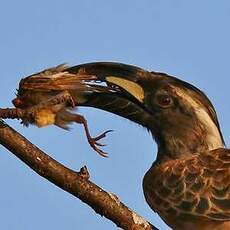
[66,62,230,229]
[5,62,230,229]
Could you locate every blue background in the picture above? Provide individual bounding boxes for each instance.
[1,1,230,229]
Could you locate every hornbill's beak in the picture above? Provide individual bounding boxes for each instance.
[67,62,158,130]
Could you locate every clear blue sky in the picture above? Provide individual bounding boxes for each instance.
[1,1,230,229]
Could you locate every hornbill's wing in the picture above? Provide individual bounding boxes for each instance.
[143,148,230,222]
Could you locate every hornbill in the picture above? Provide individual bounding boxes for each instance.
[8,62,230,229]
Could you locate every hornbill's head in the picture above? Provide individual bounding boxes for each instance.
[67,62,224,162]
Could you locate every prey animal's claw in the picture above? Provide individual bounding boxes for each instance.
[88,138,108,157]
[94,142,106,147]
[93,130,113,141]
[64,112,112,157]
[87,130,113,157]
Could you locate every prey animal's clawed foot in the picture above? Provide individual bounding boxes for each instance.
[87,130,113,157]
[93,130,113,142]
[61,112,113,157]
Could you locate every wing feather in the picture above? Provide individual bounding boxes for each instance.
[143,148,230,222]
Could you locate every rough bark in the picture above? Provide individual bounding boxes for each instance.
[0,119,158,230]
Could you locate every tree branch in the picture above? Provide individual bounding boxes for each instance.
[0,120,158,230]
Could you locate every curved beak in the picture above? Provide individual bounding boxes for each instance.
[67,62,155,128]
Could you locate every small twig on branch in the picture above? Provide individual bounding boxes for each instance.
[0,120,158,230]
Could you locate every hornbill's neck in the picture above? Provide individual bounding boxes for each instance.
[152,111,224,163]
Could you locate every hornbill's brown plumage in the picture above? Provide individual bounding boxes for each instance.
[9,62,230,229]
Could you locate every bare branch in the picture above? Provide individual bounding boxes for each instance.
[0,119,158,230]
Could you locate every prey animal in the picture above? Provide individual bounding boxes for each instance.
[1,64,113,157]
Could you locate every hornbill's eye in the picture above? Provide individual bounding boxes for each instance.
[155,94,173,108]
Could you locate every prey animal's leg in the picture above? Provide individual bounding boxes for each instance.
[76,115,112,157]
[61,112,112,157]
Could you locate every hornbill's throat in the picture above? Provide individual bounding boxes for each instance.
[67,62,224,161]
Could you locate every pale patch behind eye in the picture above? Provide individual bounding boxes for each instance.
[173,87,223,150]
[195,108,223,150]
